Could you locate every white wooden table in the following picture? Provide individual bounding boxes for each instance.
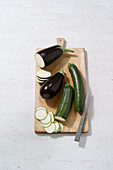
[0,0,113,169]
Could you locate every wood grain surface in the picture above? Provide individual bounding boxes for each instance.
[35,38,88,133]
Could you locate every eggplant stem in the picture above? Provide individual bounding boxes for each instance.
[63,48,74,53]
[57,69,65,76]
[58,46,74,53]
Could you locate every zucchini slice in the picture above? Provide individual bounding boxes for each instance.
[41,113,51,125]
[59,123,64,131]
[35,109,47,120]
[41,121,52,128]
[36,69,51,79]
[54,121,60,133]
[55,116,65,121]
[48,111,54,122]
[45,123,55,133]
[36,106,47,112]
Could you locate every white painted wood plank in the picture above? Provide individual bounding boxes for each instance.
[0,0,113,169]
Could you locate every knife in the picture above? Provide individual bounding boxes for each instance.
[74,91,90,142]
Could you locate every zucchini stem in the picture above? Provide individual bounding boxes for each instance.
[67,63,74,68]
[65,82,71,87]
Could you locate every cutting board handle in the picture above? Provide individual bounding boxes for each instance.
[56,38,65,47]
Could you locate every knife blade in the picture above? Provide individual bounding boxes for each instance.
[74,91,90,142]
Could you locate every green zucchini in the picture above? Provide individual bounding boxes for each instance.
[55,82,74,121]
[67,63,85,114]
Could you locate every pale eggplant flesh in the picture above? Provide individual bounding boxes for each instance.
[36,69,51,79]
[36,76,47,84]
[40,69,65,99]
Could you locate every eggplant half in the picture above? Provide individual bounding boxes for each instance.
[40,69,65,99]
[35,45,74,68]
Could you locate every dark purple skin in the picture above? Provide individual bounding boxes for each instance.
[37,45,63,67]
[40,72,64,99]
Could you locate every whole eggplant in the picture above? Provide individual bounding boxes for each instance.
[40,69,65,99]
[35,45,74,68]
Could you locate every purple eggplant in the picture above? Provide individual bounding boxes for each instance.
[40,69,65,99]
[35,45,74,68]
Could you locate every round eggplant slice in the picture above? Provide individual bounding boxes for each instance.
[40,69,65,99]
[36,76,49,81]
[36,69,51,79]
[36,77,45,84]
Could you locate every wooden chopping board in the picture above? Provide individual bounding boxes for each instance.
[34,38,88,133]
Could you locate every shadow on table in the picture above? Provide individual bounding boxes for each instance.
[78,50,94,148]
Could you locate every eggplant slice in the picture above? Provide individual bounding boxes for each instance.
[36,76,48,81]
[36,69,51,79]
[36,77,45,84]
